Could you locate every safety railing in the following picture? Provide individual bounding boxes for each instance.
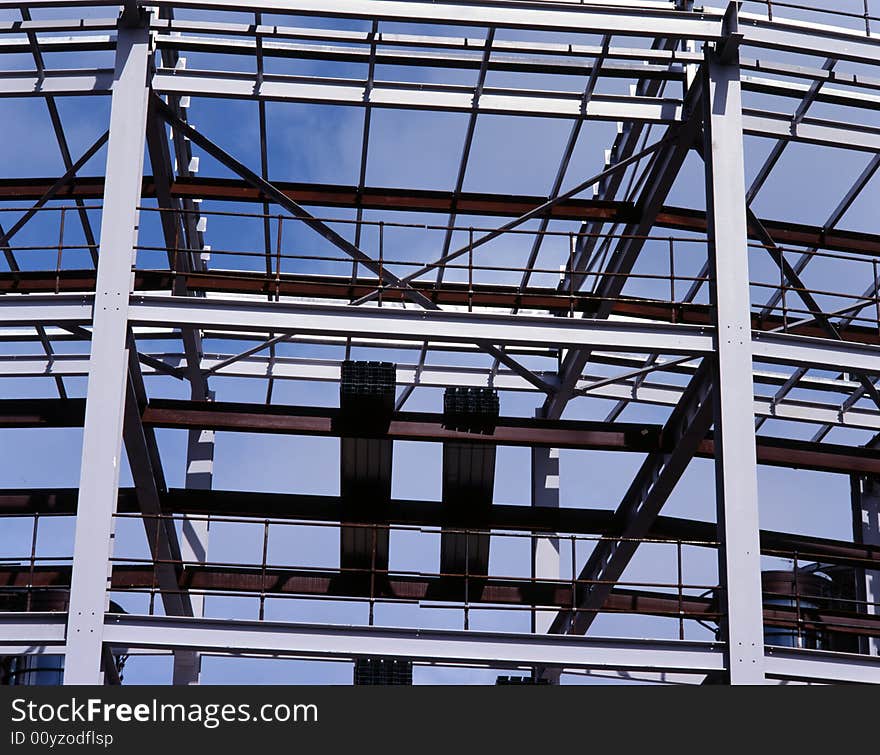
[740,0,877,34]
[103,511,719,639]
[759,552,880,653]
[2,508,879,650]
[3,204,880,347]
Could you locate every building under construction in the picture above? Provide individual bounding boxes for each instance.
[0,0,879,685]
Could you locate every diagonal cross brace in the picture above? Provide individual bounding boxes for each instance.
[542,117,704,419]
[152,94,552,393]
[0,130,109,271]
[548,363,715,636]
[740,191,880,415]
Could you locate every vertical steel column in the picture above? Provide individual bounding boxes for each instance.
[851,475,880,656]
[182,427,215,619]
[703,46,766,684]
[171,425,215,685]
[531,443,559,634]
[531,440,560,683]
[63,20,150,685]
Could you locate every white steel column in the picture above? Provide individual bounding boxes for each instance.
[703,44,766,684]
[172,423,215,685]
[63,20,151,685]
[182,427,214,616]
[851,475,880,656]
[531,438,561,683]
[531,442,559,634]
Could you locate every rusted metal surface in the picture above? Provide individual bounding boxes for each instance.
[4,398,880,476]
[141,400,664,452]
[2,487,879,571]
[698,435,880,477]
[0,399,86,428]
[1,175,878,257]
[3,566,877,638]
[2,269,877,345]
[1,564,708,615]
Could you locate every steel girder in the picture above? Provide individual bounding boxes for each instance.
[11,0,880,64]
[4,177,880,258]
[105,614,726,674]
[544,72,706,420]
[3,612,880,683]
[7,396,880,477]
[151,70,684,124]
[5,18,880,98]
[2,0,880,687]
[62,22,153,685]
[7,70,880,152]
[4,352,880,434]
[545,40,767,684]
[6,293,880,378]
[3,486,880,572]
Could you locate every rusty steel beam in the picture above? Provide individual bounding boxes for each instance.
[1,486,878,570]
[2,269,879,346]
[1,176,879,258]
[4,398,880,476]
[3,564,877,639]
[0,399,86,428]
[141,400,880,477]
[0,564,716,618]
[142,399,663,451]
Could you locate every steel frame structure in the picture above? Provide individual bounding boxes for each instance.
[1,0,880,686]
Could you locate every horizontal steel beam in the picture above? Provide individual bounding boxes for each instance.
[2,486,878,570]
[0,612,66,648]
[126,295,880,376]
[6,30,687,81]
[0,294,710,356]
[743,111,880,154]
[4,396,879,475]
[100,613,880,681]
[21,0,880,59]
[8,1,880,64]
[101,612,725,673]
[736,9,880,66]
[152,69,683,123]
[752,331,880,375]
[12,564,716,619]
[0,69,113,97]
[743,74,880,112]
[79,0,727,40]
[131,403,880,477]
[0,295,92,326]
[7,71,877,149]
[3,610,877,681]
[764,646,880,684]
[125,294,714,355]
[9,19,880,106]
[4,350,879,433]
[0,17,119,35]
[4,175,878,260]
[140,399,664,451]
[150,31,687,80]
[12,565,877,640]
[7,268,879,349]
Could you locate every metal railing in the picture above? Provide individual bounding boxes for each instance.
[2,509,879,650]
[3,204,880,348]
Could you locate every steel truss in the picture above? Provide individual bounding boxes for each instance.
[1,0,880,686]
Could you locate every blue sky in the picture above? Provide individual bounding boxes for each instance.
[0,1,878,684]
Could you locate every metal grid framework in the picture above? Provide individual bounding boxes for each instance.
[0,0,880,685]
